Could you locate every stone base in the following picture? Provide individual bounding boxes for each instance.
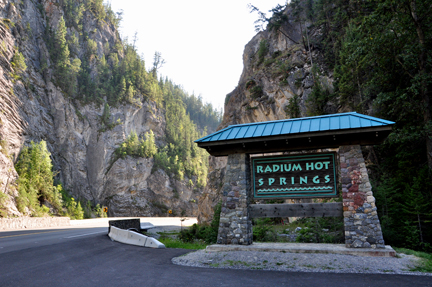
[217,154,252,245]
[339,145,385,248]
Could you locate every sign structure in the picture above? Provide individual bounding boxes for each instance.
[252,153,337,199]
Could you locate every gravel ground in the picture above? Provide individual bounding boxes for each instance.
[173,249,432,276]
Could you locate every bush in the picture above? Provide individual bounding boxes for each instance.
[285,95,301,118]
[252,218,278,242]
[57,184,84,219]
[257,39,268,66]
[15,141,63,216]
[250,85,263,99]
[11,50,27,75]
[178,201,221,244]
[0,191,8,217]
[115,130,157,159]
[295,217,344,244]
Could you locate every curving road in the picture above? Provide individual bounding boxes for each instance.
[0,227,431,287]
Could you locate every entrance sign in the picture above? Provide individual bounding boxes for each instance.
[252,153,337,199]
[195,112,394,248]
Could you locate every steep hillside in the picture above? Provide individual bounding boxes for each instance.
[0,0,219,218]
[199,0,432,252]
[198,4,331,222]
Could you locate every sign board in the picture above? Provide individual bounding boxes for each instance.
[252,153,337,199]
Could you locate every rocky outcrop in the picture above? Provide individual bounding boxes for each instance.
[198,5,337,222]
[0,0,200,217]
[222,7,335,129]
[197,156,226,223]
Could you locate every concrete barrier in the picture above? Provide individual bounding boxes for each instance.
[125,229,147,247]
[144,236,165,248]
[108,226,165,249]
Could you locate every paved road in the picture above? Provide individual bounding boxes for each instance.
[0,227,108,255]
[0,228,431,287]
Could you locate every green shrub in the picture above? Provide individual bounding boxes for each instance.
[250,85,263,99]
[14,141,88,218]
[115,130,157,159]
[0,191,7,217]
[306,66,334,116]
[257,39,268,66]
[295,217,344,244]
[55,184,85,219]
[81,200,107,219]
[94,204,107,218]
[245,80,256,90]
[11,50,27,75]
[253,218,278,242]
[15,141,63,216]
[178,201,221,244]
[285,95,301,118]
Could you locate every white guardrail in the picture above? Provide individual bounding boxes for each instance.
[108,226,165,248]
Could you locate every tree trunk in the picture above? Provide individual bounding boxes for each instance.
[417,212,424,244]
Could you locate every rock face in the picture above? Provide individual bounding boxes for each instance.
[198,5,338,222]
[197,156,226,222]
[0,0,199,217]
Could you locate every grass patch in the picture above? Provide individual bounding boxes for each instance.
[394,248,432,273]
[157,237,207,250]
[223,260,252,267]
[321,265,336,270]
[157,231,180,237]
[379,269,394,273]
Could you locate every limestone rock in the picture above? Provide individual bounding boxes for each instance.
[0,0,199,217]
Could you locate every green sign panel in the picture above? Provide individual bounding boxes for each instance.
[252,153,337,199]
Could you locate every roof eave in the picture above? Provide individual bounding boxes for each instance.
[196,125,393,149]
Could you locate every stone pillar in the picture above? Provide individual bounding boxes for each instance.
[339,145,385,248]
[217,153,253,245]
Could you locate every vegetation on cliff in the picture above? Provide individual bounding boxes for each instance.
[14,141,84,218]
[51,0,218,187]
[251,0,432,251]
[15,141,63,216]
[1,0,221,218]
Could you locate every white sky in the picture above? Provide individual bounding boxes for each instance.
[107,0,286,112]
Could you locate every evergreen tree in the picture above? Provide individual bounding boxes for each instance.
[15,141,62,216]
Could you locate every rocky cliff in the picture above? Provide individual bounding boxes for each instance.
[197,4,337,222]
[0,0,202,217]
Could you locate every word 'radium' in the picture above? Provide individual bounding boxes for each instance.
[256,161,331,173]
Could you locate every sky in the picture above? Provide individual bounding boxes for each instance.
[107,0,286,111]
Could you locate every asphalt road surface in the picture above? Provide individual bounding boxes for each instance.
[0,227,431,287]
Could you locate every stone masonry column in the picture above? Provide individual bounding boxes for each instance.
[339,145,385,248]
[217,153,253,245]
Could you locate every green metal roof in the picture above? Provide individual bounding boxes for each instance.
[195,112,394,144]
